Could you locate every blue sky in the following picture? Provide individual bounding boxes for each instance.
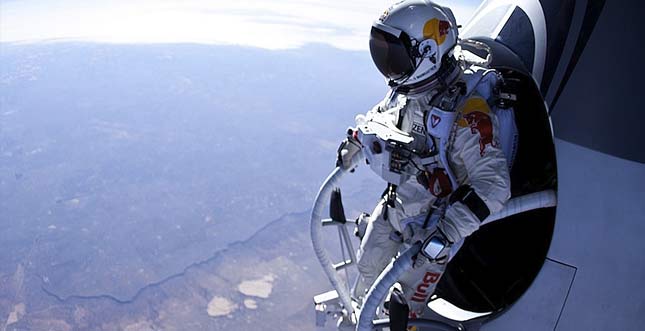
[0,0,481,50]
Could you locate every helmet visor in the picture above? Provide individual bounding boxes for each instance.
[369,23,415,81]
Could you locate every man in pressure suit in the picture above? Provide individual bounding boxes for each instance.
[336,1,514,327]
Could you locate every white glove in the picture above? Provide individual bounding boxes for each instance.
[336,128,362,170]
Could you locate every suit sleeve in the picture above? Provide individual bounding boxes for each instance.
[437,104,512,243]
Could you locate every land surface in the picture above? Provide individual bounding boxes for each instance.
[0,42,384,330]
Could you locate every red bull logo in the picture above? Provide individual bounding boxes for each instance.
[458,97,497,157]
[463,111,497,156]
[423,18,451,45]
[428,168,452,198]
[410,271,441,303]
[439,20,451,37]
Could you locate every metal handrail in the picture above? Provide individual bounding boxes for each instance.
[310,153,364,316]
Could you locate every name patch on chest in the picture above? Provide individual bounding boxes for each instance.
[412,121,425,135]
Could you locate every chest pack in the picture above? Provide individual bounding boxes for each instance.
[356,65,518,195]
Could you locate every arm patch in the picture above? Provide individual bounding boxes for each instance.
[457,97,497,156]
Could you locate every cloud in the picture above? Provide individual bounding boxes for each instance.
[0,0,478,50]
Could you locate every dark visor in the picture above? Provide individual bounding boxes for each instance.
[369,22,416,81]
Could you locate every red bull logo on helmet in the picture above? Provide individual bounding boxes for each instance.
[423,18,451,46]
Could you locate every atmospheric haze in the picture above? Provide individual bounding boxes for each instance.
[0,1,478,330]
[1,0,479,50]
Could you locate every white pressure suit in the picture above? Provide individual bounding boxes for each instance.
[354,64,513,316]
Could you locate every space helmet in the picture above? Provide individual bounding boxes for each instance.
[369,0,460,93]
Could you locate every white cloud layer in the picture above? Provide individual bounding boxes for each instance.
[0,0,478,50]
